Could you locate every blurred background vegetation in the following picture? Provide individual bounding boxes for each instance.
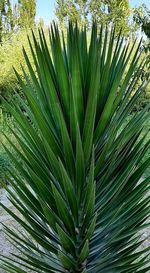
[0,0,150,185]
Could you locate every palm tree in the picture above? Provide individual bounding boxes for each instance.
[0,22,150,273]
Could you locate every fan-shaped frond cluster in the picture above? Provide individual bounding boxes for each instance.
[0,22,150,273]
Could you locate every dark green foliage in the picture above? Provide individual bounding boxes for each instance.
[0,22,150,273]
[132,86,150,112]
[133,4,150,39]
[133,4,150,70]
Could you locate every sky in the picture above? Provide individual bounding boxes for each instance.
[36,0,150,24]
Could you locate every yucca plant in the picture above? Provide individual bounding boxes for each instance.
[0,22,150,273]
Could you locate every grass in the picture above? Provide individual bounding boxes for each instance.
[0,110,150,187]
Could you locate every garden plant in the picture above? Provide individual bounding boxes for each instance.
[0,22,150,273]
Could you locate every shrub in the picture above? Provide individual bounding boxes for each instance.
[0,110,17,186]
[0,23,150,273]
[133,83,150,112]
[0,27,48,100]
[0,30,28,99]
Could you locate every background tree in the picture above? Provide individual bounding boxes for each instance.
[133,4,150,60]
[132,4,150,110]
[0,0,15,43]
[133,4,150,79]
[0,0,5,43]
[133,4,150,39]
[55,0,131,34]
[0,0,37,98]
[89,0,130,34]
[0,0,36,43]
[55,0,83,29]
[18,0,36,28]
[5,0,17,33]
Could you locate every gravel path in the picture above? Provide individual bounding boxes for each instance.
[0,187,150,273]
[0,188,22,273]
